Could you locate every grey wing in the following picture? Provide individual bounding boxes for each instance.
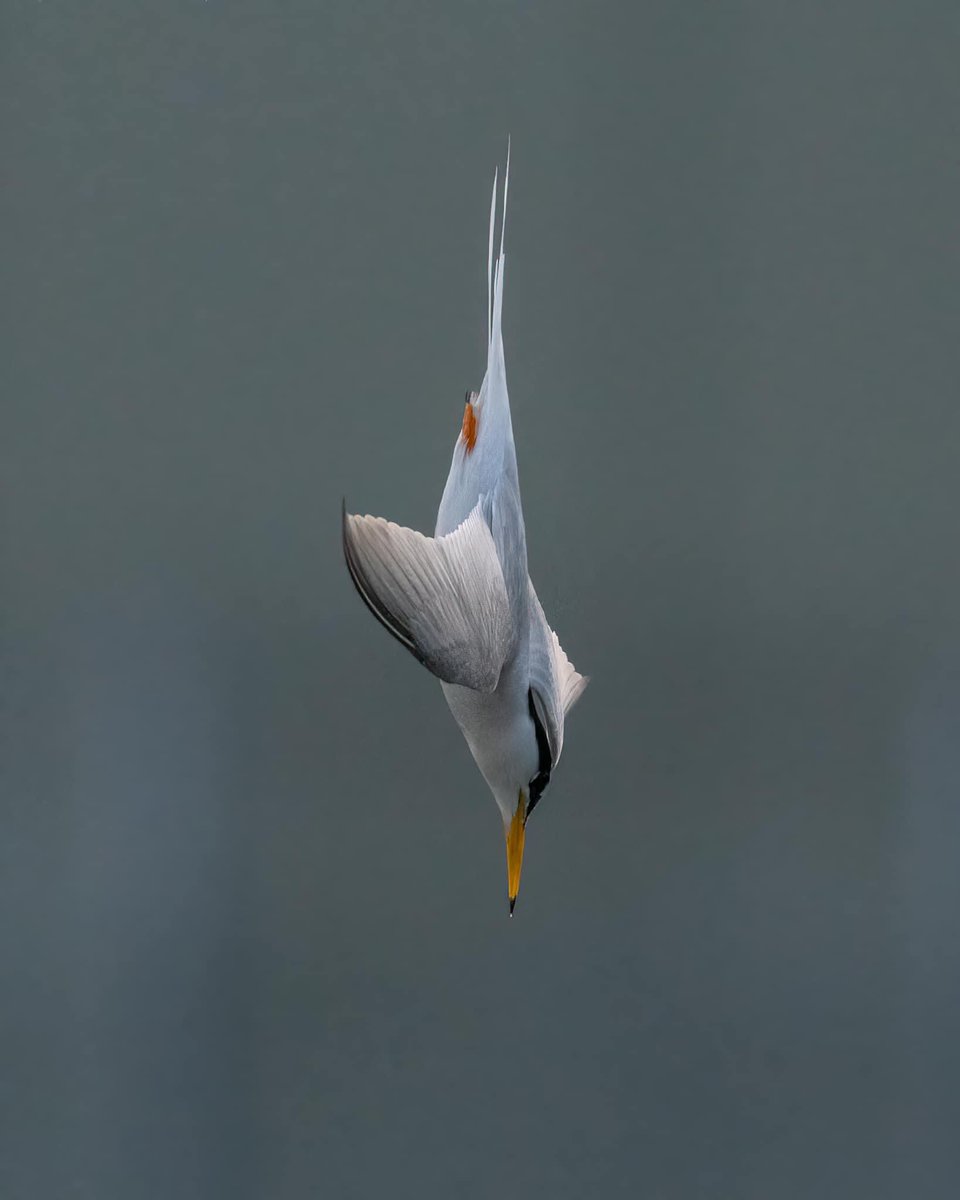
[526,581,589,768]
[343,501,514,692]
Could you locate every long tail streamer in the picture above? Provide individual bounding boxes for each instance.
[487,138,511,353]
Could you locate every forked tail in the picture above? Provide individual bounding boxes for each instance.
[486,138,511,371]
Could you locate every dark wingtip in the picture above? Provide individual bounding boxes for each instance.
[341,497,350,561]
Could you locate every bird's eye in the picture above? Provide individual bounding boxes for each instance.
[527,770,550,818]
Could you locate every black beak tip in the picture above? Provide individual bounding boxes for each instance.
[508,896,517,916]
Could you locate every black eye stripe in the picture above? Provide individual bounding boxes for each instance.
[526,688,552,818]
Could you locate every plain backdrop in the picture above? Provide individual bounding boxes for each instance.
[3,2,959,1197]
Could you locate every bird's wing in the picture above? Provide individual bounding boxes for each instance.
[343,501,514,692]
[527,582,589,768]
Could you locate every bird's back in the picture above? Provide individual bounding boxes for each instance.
[436,160,528,643]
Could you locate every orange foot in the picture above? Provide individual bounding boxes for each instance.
[461,392,478,452]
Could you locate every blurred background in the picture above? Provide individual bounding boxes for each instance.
[3,2,959,1196]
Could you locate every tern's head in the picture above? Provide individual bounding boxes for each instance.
[494,696,552,917]
[452,679,555,916]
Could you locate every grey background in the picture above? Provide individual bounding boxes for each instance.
[3,2,959,1197]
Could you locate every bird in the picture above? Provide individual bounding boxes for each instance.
[342,148,587,914]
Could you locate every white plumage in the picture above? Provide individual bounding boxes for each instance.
[344,148,587,912]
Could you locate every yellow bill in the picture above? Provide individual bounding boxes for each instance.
[505,790,527,916]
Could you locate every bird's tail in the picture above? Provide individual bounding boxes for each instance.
[486,138,510,375]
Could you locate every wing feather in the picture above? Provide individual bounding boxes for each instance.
[343,501,513,692]
[526,581,588,768]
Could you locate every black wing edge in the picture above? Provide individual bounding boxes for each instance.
[341,499,429,667]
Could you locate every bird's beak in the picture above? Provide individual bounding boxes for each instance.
[505,790,526,916]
